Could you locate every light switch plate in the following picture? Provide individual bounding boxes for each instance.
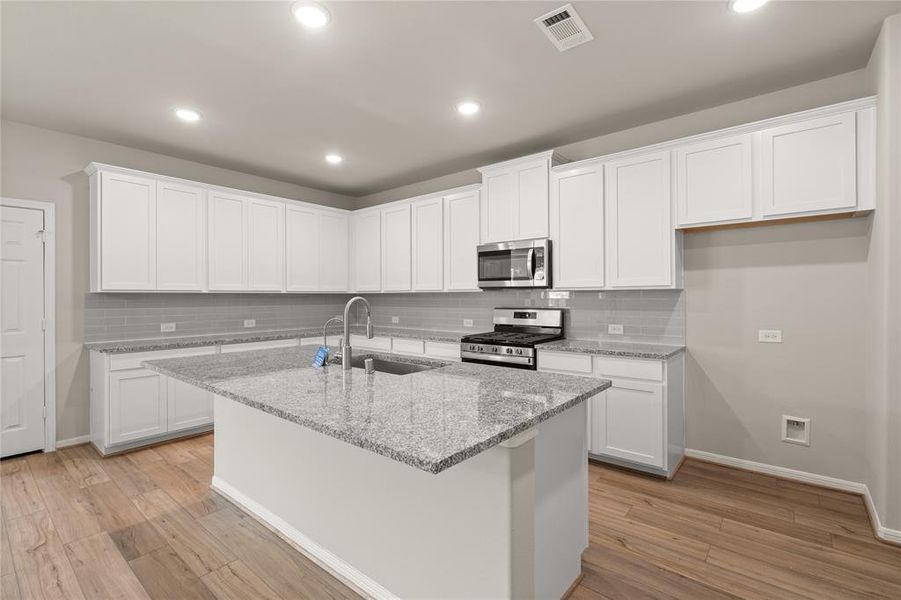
[608,324,624,335]
[160,322,176,333]
[391,316,399,324]
[243,319,256,328]
[463,319,473,327]
[547,290,570,300]
[759,329,783,343]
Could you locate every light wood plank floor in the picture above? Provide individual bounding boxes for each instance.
[2,434,900,599]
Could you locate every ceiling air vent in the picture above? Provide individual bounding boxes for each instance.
[534,4,594,52]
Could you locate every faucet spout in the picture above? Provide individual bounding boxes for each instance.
[342,296,373,371]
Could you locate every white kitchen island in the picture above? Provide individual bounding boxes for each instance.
[145,347,610,600]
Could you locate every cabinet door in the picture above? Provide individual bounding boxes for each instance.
[550,164,604,289]
[592,380,664,468]
[517,160,550,239]
[760,113,857,217]
[318,212,349,292]
[675,134,752,227]
[208,192,247,290]
[411,197,444,291]
[605,151,673,288]
[285,205,319,291]
[100,171,156,289]
[444,190,480,291]
[352,210,381,291]
[156,181,205,290]
[480,171,517,243]
[381,203,411,291]
[109,369,167,444]
[247,198,284,291]
[167,377,213,432]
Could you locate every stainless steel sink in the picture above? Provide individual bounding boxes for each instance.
[349,356,440,375]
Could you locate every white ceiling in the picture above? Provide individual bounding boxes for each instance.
[2,1,898,197]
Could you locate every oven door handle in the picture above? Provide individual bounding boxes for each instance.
[526,248,535,281]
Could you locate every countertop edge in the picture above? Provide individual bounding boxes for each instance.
[536,342,686,360]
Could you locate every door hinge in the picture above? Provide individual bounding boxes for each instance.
[41,318,47,331]
[42,405,47,419]
[38,229,51,243]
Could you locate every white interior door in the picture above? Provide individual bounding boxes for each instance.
[1,206,46,457]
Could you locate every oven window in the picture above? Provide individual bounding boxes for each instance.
[479,249,532,281]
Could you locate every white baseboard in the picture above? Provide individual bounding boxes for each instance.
[211,476,398,600]
[685,449,901,546]
[56,434,91,449]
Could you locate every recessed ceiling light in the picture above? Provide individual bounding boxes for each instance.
[293,2,330,28]
[325,153,343,165]
[729,0,769,13]
[456,101,480,116]
[174,108,201,123]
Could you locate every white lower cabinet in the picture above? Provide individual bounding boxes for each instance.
[167,377,214,433]
[108,369,167,445]
[91,346,217,455]
[538,349,684,477]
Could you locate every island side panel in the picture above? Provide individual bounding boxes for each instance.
[211,395,526,600]
[534,400,589,600]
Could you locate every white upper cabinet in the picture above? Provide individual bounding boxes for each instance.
[605,151,676,288]
[478,151,556,243]
[674,134,752,227]
[411,196,444,291]
[550,162,605,289]
[247,198,285,291]
[208,191,248,290]
[285,205,320,292]
[444,188,481,291]
[381,202,412,291]
[352,209,381,291]
[98,171,156,290]
[760,112,857,217]
[285,206,348,292]
[318,212,349,292]
[156,181,206,290]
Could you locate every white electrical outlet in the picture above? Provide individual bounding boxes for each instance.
[597,292,606,299]
[608,324,624,335]
[463,319,473,327]
[758,329,783,343]
[547,290,570,300]
[391,316,399,324]
[243,319,256,328]
[160,322,176,333]
[781,415,810,446]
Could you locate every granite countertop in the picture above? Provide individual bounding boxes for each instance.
[537,339,685,360]
[85,326,465,354]
[143,346,610,474]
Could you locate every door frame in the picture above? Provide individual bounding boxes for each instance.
[1,197,56,452]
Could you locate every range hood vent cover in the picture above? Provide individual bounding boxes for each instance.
[534,4,594,52]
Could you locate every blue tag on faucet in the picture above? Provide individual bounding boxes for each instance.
[313,345,329,368]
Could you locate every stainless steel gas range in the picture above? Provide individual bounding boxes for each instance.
[460,308,564,370]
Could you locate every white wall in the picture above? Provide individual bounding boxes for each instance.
[683,218,869,484]
[865,13,901,531]
[0,120,353,441]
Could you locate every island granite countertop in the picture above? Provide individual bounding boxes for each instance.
[85,326,464,354]
[143,346,610,474]
[537,339,685,360]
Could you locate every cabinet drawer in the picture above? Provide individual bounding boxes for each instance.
[594,357,663,381]
[221,339,298,353]
[392,337,425,355]
[424,341,460,360]
[538,351,593,374]
[350,335,392,352]
[109,346,217,371]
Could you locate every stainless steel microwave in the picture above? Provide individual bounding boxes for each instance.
[477,238,551,289]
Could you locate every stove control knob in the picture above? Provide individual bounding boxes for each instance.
[506,348,513,354]
[516,349,523,355]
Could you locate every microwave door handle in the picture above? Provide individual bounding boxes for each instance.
[526,248,535,280]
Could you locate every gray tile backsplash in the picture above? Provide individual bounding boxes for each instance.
[85,289,684,345]
[84,293,348,342]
